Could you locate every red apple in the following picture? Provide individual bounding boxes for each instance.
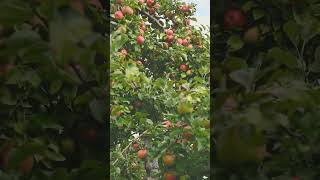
[180,4,190,12]
[184,19,191,26]
[164,172,176,180]
[137,149,147,159]
[146,0,154,7]
[179,64,189,72]
[182,39,188,46]
[114,11,124,20]
[19,156,34,174]
[136,35,145,45]
[166,29,174,36]
[176,38,183,45]
[162,120,173,128]
[122,6,134,16]
[166,35,174,43]
[187,44,193,49]
[224,9,246,29]
[133,143,139,150]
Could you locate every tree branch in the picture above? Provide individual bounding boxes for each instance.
[139,10,164,30]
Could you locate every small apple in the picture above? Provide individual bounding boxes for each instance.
[182,39,188,46]
[162,154,175,166]
[136,35,145,45]
[180,4,190,12]
[166,35,174,43]
[224,9,246,29]
[114,11,124,20]
[187,44,193,49]
[137,149,147,159]
[132,143,139,150]
[19,156,34,174]
[186,69,192,75]
[179,64,189,72]
[184,19,191,26]
[146,0,154,7]
[0,64,14,76]
[291,176,300,180]
[166,29,174,36]
[176,38,183,45]
[243,26,260,43]
[164,172,176,180]
[122,6,134,16]
[117,25,127,33]
[82,128,98,142]
[165,10,172,17]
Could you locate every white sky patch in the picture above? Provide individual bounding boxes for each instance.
[183,0,210,28]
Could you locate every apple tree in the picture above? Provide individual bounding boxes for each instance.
[0,0,108,179]
[110,0,210,179]
[212,0,320,179]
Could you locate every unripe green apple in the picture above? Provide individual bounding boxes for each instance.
[243,26,260,43]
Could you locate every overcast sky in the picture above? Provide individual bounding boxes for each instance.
[183,0,210,27]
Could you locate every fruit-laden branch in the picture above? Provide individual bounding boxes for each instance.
[138,10,164,31]
[112,128,151,166]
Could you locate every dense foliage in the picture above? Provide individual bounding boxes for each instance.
[212,0,320,179]
[110,0,210,179]
[0,0,107,179]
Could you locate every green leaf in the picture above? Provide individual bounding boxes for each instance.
[50,80,63,94]
[267,47,299,69]
[283,20,301,46]
[0,0,33,26]
[252,9,265,20]
[229,68,255,92]
[227,36,244,51]
[89,99,106,123]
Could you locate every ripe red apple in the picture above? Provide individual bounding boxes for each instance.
[184,19,191,26]
[19,156,34,174]
[187,44,193,49]
[162,154,175,166]
[166,35,174,43]
[122,6,134,16]
[136,60,143,66]
[133,143,139,150]
[179,64,189,72]
[137,35,145,45]
[180,4,190,12]
[137,149,147,159]
[164,172,176,180]
[176,38,183,45]
[138,0,145,5]
[146,0,154,7]
[224,9,246,29]
[114,11,124,20]
[166,29,174,36]
[182,39,188,46]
